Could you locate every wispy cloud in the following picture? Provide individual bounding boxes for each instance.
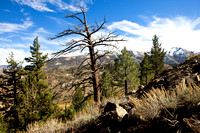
[13,0,54,12]
[0,38,12,42]
[47,16,73,26]
[108,16,200,52]
[3,9,11,12]
[0,43,28,49]
[12,0,92,12]
[0,18,33,34]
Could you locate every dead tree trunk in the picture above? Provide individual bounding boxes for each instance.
[50,6,124,104]
[83,11,101,103]
[89,46,100,103]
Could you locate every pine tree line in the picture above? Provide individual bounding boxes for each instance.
[100,35,166,99]
[0,37,57,132]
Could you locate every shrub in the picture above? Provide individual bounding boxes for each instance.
[0,113,7,132]
[60,105,76,122]
[72,86,85,111]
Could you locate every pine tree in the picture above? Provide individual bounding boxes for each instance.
[14,37,56,130]
[72,86,85,111]
[1,52,23,132]
[140,53,153,86]
[150,35,166,77]
[25,36,48,81]
[113,47,139,95]
[100,70,112,100]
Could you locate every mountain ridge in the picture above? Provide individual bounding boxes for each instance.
[45,47,198,69]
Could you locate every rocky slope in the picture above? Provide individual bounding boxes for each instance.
[137,54,200,97]
[66,54,200,133]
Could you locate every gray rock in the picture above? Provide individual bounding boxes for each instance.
[104,102,127,119]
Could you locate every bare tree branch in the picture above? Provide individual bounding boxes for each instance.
[91,19,106,35]
[65,12,85,25]
[50,5,125,103]
[50,29,87,40]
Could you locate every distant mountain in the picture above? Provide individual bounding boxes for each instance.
[0,65,6,69]
[0,65,6,75]
[168,47,195,63]
[131,47,196,65]
[46,54,118,70]
[45,47,198,70]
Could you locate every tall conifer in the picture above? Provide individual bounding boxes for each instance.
[140,53,153,86]
[1,52,23,132]
[150,35,166,77]
[113,47,139,95]
[100,70,112,99]
[15,37,56,130]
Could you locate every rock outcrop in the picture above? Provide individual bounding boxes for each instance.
[137,55,200,98]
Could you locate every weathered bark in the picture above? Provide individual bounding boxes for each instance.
[88,46,100,103]
[83,10,101,103]
[125,80,128,95]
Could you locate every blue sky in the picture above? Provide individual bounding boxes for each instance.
[0,0,200,65]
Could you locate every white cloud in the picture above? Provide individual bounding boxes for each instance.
[0,48,30,65]
[0,19,33,34]
[0,38,12,42]
[13,0,54,12]
[3,9,11,12]
[20,27,62,46]
[108,16,200,52]
[34,27,50,34]
[12,0,92,12]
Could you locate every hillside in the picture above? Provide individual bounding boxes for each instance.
[137,54,200,97]
[65,54,200,133]
[45,47,197,70]
[19,53,200,133]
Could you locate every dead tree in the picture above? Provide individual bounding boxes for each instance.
[50,6,124,104]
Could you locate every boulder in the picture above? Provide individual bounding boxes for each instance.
[103,102,128,119]
[96,102,128,132]
[119,96,135,112]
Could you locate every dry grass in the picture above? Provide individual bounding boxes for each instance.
[26,96,125,132]
[72,102,101,128]
[26,101,101,133]
[101,96,124,106]
[26,119,67,133]
[131,81,200,120]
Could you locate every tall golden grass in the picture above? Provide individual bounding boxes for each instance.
[131,81,200,120]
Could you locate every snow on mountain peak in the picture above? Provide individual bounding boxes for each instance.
[168,47,194,57]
